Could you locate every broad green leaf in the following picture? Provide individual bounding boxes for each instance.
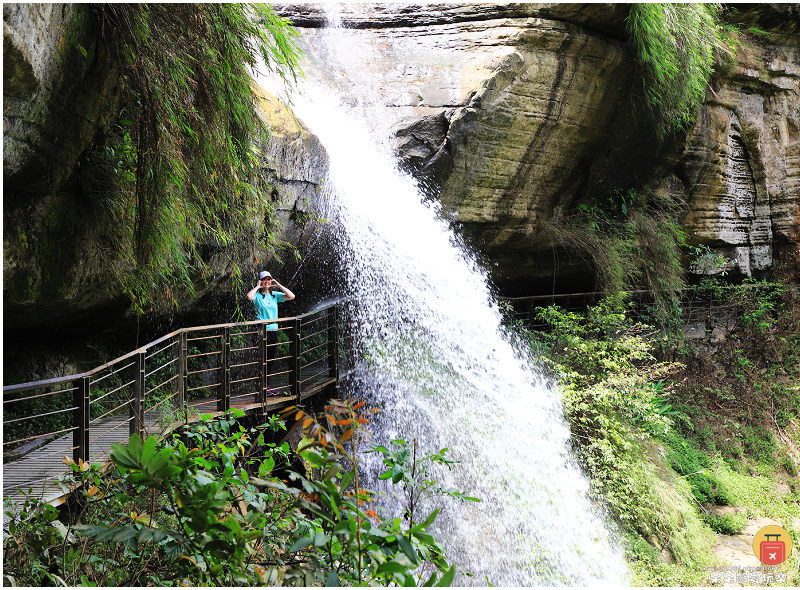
[339,470,354,490]
[152,529,168,543]
[333,519,356,535]
[204,539,233,558]
[435,565,455,587]
[324,571,339,587]
[323,464,340,481]
[128,434,143,459]
[408,508,440,534]
[141,435,157,465]
[391,463,404,484]
[137,527,154,545]
[376,562,407,575]
[110,443,137,469]
[411,531,435,545]
[153,463,181,479]
[313,532,329,547]
[146,449,172,475]
[288,536,312,553]
[111,526,139,543]
[422,571,438,587]
[397,535,418,565]
[258,457,275,478]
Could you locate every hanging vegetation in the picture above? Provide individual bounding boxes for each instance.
[626,3,735,140]
[546,186,687,329]
[88,4,303,312]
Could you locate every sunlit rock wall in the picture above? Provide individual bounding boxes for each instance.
[666,42,800,280]
[276,3,800,293]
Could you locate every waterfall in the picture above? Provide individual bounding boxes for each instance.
[258,9,628,587]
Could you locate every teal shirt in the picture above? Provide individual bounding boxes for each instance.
[253,290,284,330]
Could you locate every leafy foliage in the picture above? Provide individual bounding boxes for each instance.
[89,4,303,312]
[370,439,479,529]
[509,280,800,584]
[626,4,735,140]
[515,300,718,583]
[3,401,469,586]
[663,429,730,505]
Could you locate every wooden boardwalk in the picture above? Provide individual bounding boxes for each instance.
[4,303,345,518]
[3,378,336,511]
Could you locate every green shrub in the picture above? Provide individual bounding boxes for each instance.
[741,426,777,468]
[3,403,468,587]
[781,456,797,477]
[525,299,718,583]
[703,511,747,535]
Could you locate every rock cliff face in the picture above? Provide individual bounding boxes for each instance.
[3,4,329,339]
[671,42,800,282]
[276,3,800,294]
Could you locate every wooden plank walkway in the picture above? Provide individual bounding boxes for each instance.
[3,376,336,511]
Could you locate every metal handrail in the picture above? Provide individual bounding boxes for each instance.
[500,283,786,330]
[496,283,781,303]
[3,302,343,471]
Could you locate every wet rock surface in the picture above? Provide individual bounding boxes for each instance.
[3,3,329,380]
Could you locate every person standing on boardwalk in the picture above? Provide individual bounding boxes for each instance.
[247,271,295,387]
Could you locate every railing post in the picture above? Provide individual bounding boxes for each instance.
[174,332,186,421]
[290,317,301,404]
[73,376,90,464]
[219,328,230,412]
[328,305,340,385]
[130,350,145,439]
[258,323,267,405]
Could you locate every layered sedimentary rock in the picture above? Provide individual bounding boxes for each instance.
[671,45,800,281]
[276,3,800,293]
[3,4,329,335]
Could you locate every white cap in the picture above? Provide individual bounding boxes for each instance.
[259,271,272,279]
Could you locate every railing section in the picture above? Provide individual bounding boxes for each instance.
[2,302,343,497]
[499,284,784,331]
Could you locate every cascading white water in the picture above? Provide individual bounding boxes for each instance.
[259,8,628,586]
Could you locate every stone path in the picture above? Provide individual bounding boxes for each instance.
[710,507,798,587]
